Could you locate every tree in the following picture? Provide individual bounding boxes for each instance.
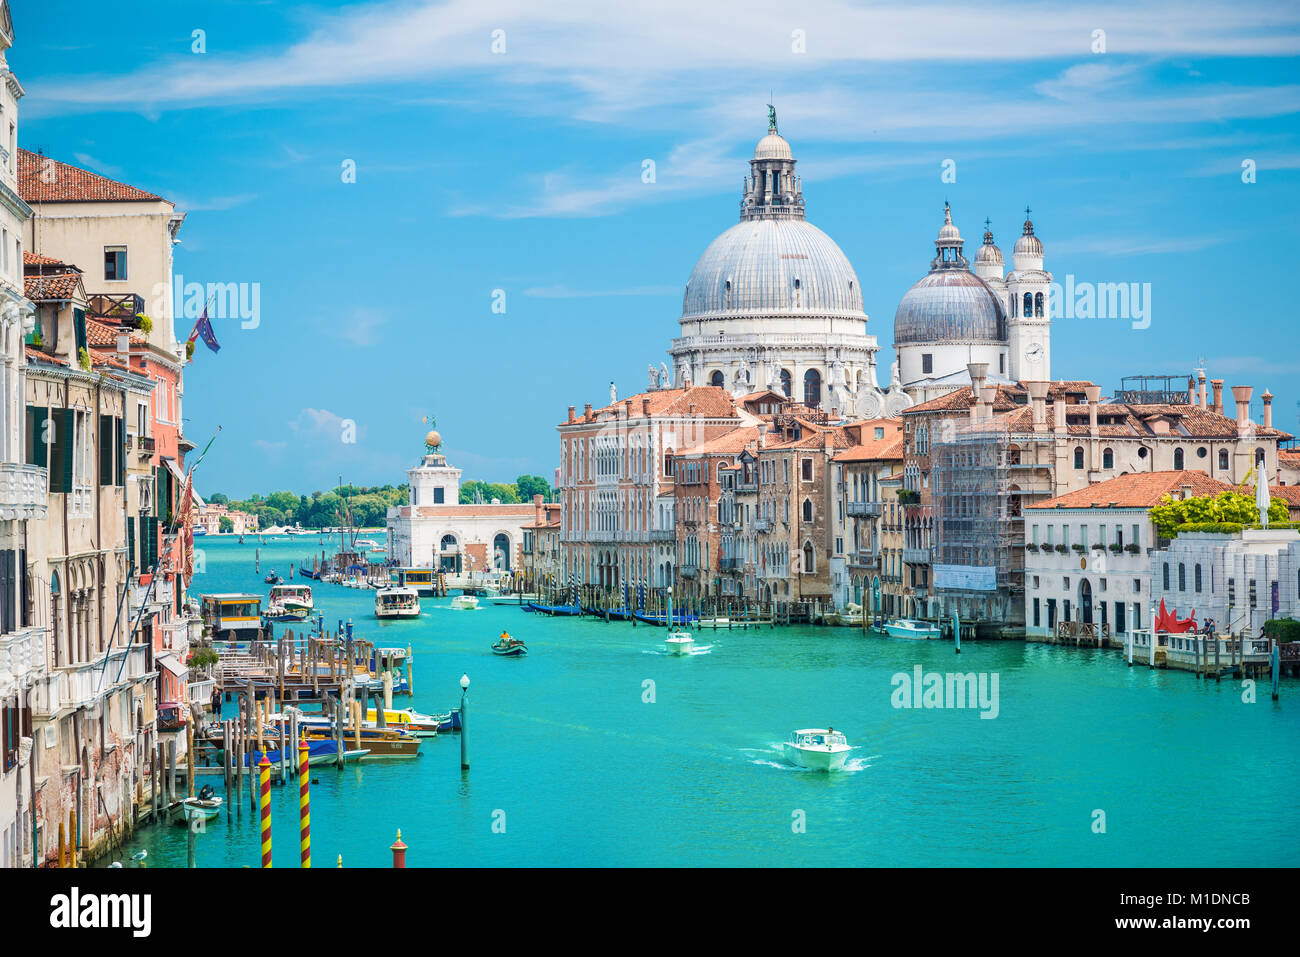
[1149,490,1288,537]
[208,492,229,505]
[515,474,552,502]
[218,515,234,534]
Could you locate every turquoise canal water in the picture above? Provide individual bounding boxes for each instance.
[106,536,1300,867]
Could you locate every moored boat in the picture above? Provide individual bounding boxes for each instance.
[884,618,941,640]
[782,728,852,771]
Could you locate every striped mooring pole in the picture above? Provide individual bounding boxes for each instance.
[259,753,272,868]
[391,829,407,868]
[299,740,311,868]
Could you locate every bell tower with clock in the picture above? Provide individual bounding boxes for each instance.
[1006,208,1052,382]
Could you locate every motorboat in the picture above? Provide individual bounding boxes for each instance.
[665,629,694,655]
[782,728,852,771]
[375,586,421,619]
[451,594,479,610]
[173,786,223,825]
[364,707,443,737]
[354,538,381,550]
[268,583,313,620]
[884,618,941,640]
[492,635,528,656]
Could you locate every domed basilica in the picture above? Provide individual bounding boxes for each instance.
[656,110,1052,411]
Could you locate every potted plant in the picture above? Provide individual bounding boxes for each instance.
[1054,544,1068,554]
[1071,544,1086,553]
[1024,543,1039,552]
[1091,543,1105,552]
[185,339,196,361]
[1109,543,1123,553]
[133,313,154,334]
[1124,543,1140,554]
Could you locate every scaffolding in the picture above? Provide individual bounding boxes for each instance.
[930,418,1052,629]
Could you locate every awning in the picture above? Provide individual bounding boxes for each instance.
[191,491,206,509]
[157,655,188,680]
[162,457,186,485]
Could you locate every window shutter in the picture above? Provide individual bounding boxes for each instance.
[127,517,136,572]
[47,410,66,493]
[19,548,28,628]
[61,409,74,492]
[74,308,87,355]
[99,414,113,486]
[115,417,125,486]
[0,550,14,635]
[24,406,47,469]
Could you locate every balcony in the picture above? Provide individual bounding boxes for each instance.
[87,292,146,321]
[0,463,48,519]
[34,645,150,716]
[846,500,883,518]
[680,563,699,579]
[0,627,46,683]
[903,548,932,565]
[755,518,773,533]
[720,556,744,573]
[647,529,675,542]
[138,435,156,454]
[848,549,879,570]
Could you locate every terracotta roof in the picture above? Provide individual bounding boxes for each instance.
[23,251,67,267]
[24,347,69,367]
[1280,448,1300,461]
[18,149,167,203]
[833,429,907,463]
[562,386,739,425]
[85,318,146,348]
[1270,485,1300,508]
[1027,471,1235,510]
[675,426,761,457]
[24,272,84,302]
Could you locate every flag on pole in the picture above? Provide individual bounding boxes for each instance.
[188,306,221,354]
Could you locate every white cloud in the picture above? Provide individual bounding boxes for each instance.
[524,284,678,298]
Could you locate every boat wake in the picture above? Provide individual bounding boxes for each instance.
[746,743,875,773]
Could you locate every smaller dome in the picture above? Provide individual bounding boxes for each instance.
[1014,217,1043,257]
[425,430,441,448]
[976,227,1003,264]
[754,133,793,160]
[936,202,962,244]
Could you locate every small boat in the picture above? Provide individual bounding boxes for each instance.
[173,787,223,825]
[492,636,528,657]
[267,583,313,620]
[354,538,381,550]
[783,728,852,771]
[375,586,421,620]
[363,707,443,737]
[451,595,479,610]
[264,572,282,585]
[884,618,941,640]
[665,630,694,655]
[192,525,208,537]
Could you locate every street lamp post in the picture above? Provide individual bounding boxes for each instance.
[459,673,470,771]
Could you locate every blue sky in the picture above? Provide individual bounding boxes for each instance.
[14,0,1300,497]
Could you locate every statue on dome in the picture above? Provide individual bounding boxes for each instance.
[648,363,659,390]
[767,103,777,134]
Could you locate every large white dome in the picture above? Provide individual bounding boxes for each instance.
[681,217,866,322]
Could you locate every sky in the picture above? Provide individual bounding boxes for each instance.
[12,0,1300,497]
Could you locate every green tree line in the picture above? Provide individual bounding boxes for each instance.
[206,475,553,529]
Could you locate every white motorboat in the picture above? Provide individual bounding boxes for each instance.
[782,728,852,771]
[354,538,382,550]
[450,595,479,610]
[375,586,421,620]
[884,618,941,640]
[268,583,313,619]
[665,629,694,655]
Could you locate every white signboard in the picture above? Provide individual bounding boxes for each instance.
[935,563,997,592]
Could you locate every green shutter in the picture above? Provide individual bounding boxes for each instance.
[73,308,87,355]
[115,417,125,486]
[127,518,136,573]
[61,409,74,492]
[47,410,66,493]
[24,406,47,469]
[99,415,113,486]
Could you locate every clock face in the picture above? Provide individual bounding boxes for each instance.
[1026,342,1044,363]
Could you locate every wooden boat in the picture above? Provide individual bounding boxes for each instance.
[173,786,223,825]
[491,637,528,657]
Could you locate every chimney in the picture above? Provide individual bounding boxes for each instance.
[980,385,998,421]
[1231,385,1252,434]
[1262,389,1273,429]
[1052,397,1066,435]
[1187,376,1196,406]
[1211,379,1224,415]
[967,362,988,421]
[1197,369,1207,409]
[1085,385,1101,436]
[533,493,544,525]
[624,399,632,417]
[642,398,650,417]
[688,403,696,416]
[684,377,692,390]
[1027,380,1049,432]
[583,403,593,421]
[567,405,576,424]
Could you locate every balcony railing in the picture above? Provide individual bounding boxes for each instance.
[87,293,146,321]
[35,644,150,716]
[680,563,699,579]
[754,518,773,533]
[138,435,156,453]
[0,627,46,682]
[719,557,744,572]
[0,463,48,519]
[846,500,883,518]
[848,549,879,569]
[903,547,932,565]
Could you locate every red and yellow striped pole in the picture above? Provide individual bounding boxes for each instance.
[259,753,272,868]
[298,740,311,868]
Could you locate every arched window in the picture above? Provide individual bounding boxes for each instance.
[802,499,813,522]
[803,543,815,574]
[1073,447,1084,469]
[779,369,792,397]
[1023,292,1033,317]
[1194,564,1202,593]
[1034,292,1044,317]
[803,369,822,408]
[709,370,724,388]
[1178,563,1186,591]
[1102,447,1114,470]
[1218,449,1229,471]
[1256,448,1266,466]
[1162,563,1170,590]
[1173,448,1184,470]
